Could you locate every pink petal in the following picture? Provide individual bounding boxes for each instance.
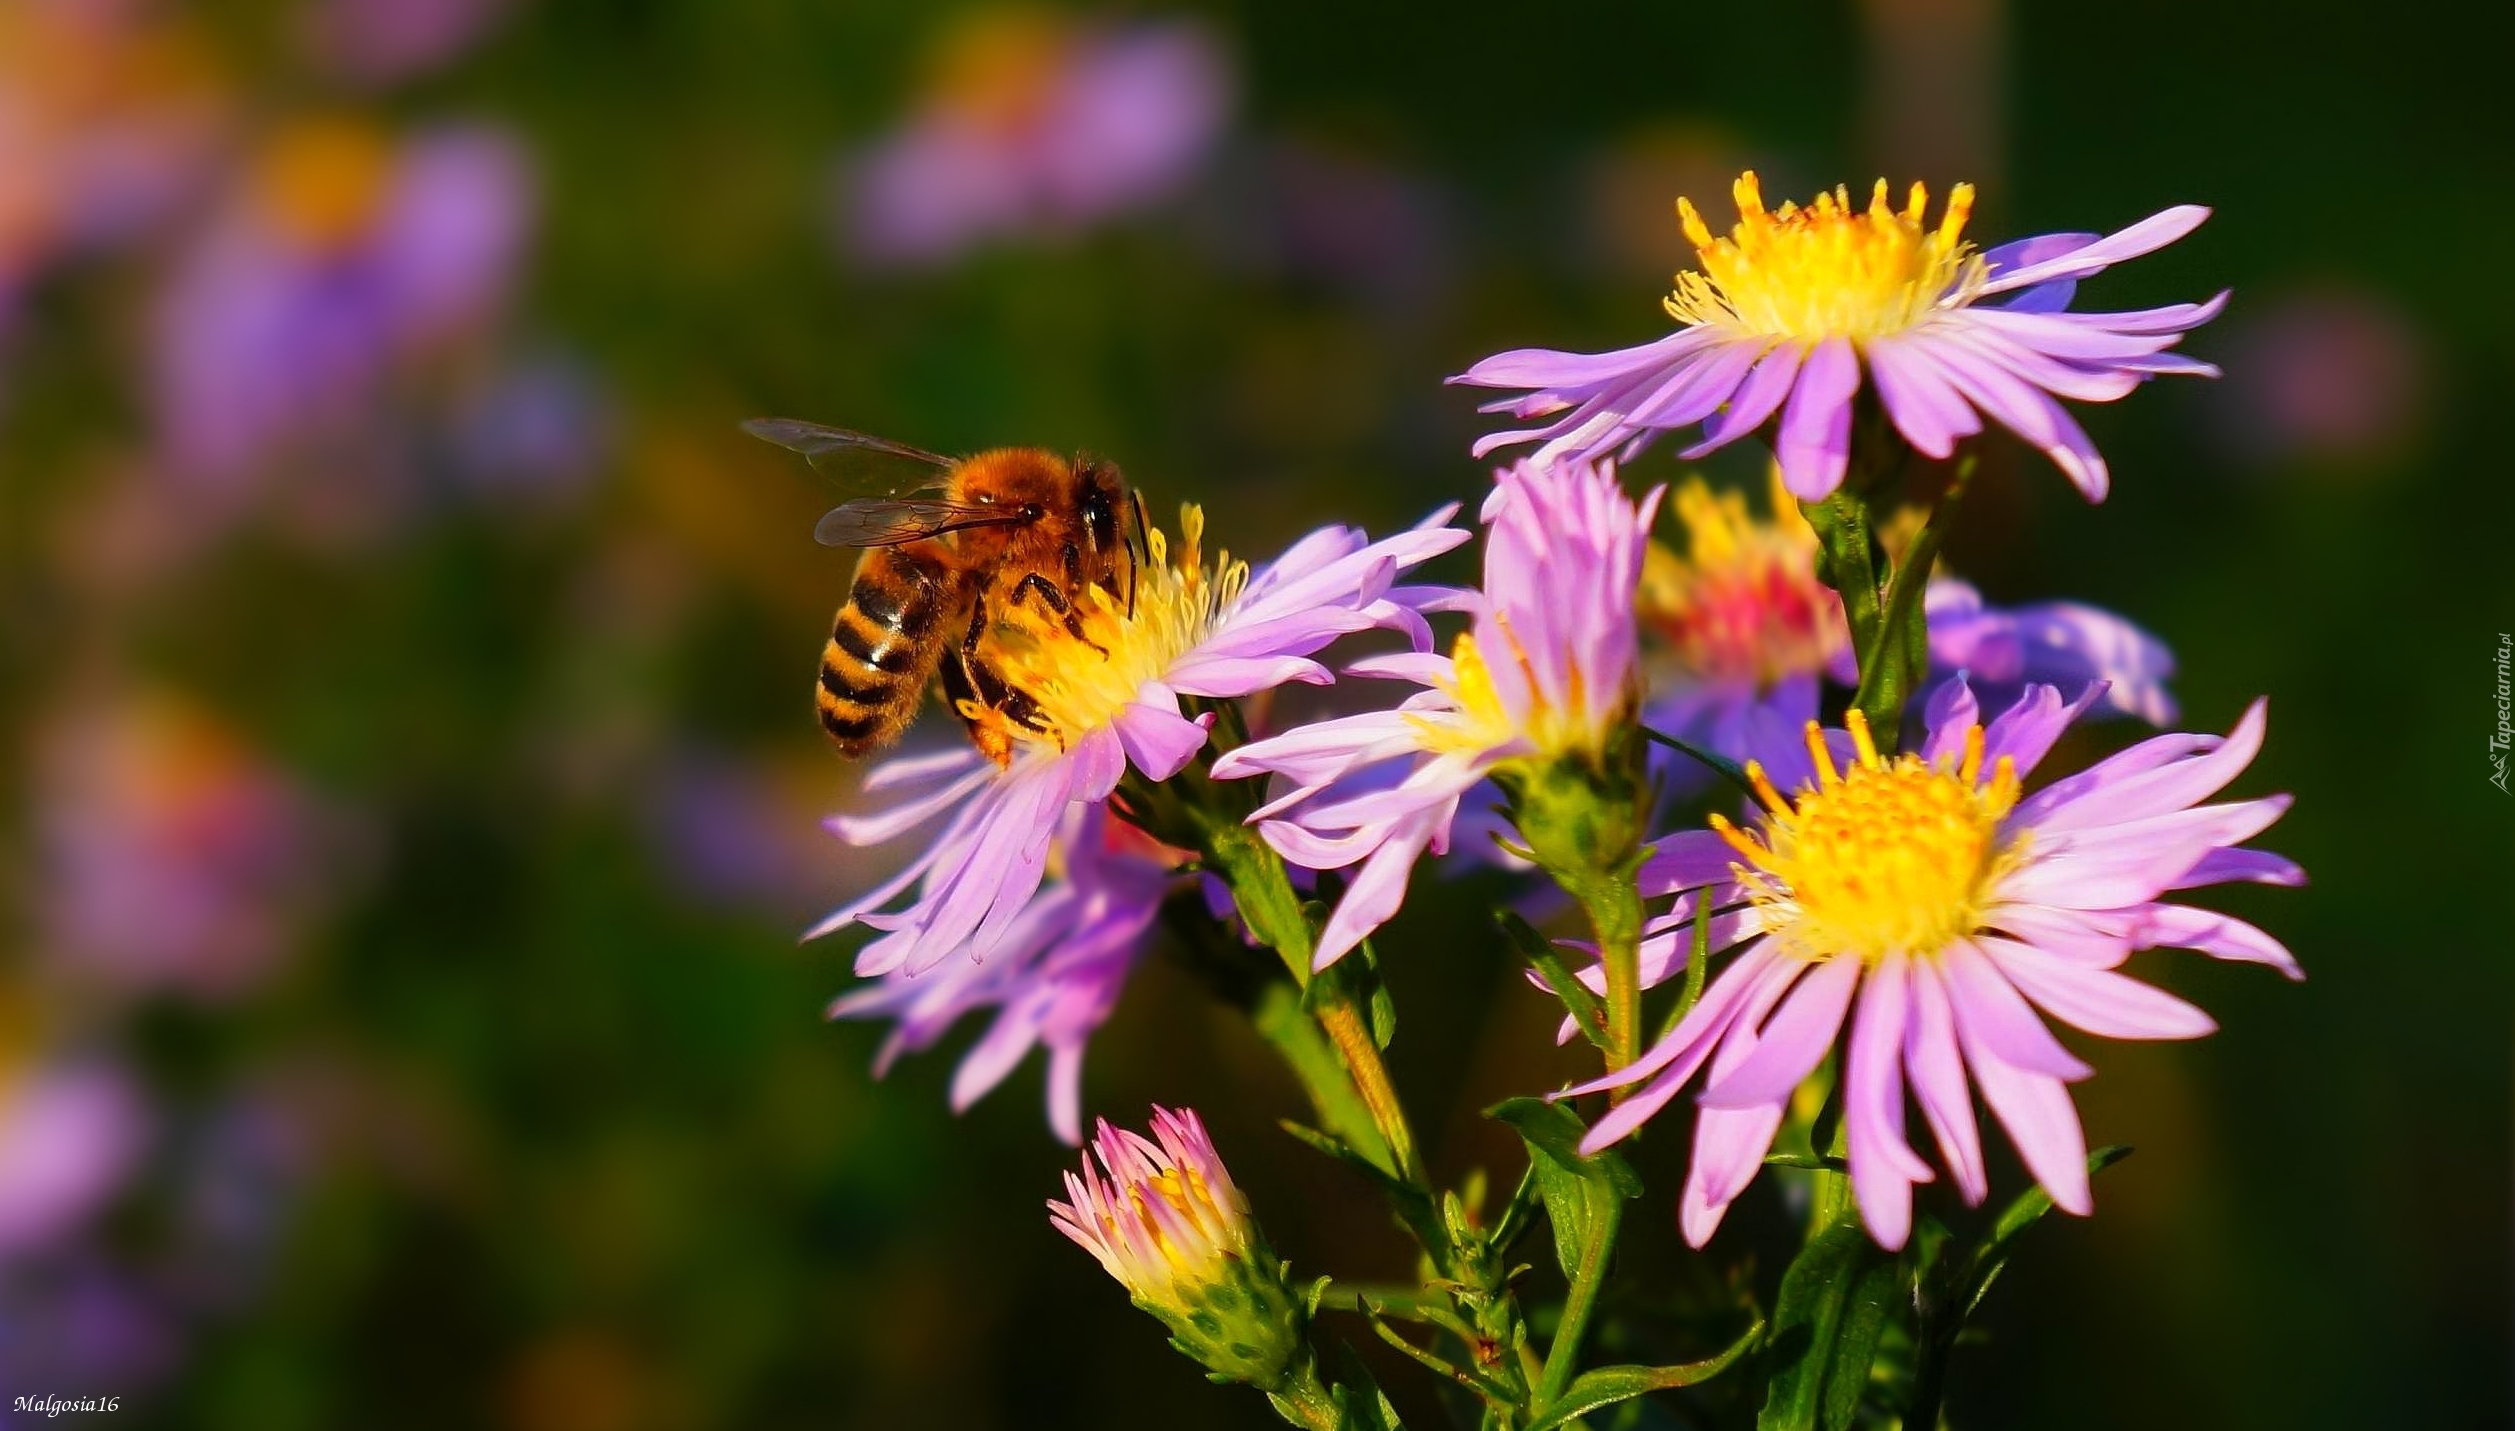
[1773,336,1861,500]
[1976,935,2217,1040]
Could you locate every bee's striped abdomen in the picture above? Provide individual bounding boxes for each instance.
[818,550,950,757]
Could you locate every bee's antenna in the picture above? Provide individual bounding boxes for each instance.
[1126,488,1150,619]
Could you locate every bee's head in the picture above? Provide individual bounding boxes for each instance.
[1073,457,1125,562]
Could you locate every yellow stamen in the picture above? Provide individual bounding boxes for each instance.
[1716,719,2024,965]
[1663,170,1985,343]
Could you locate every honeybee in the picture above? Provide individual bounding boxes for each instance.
[743,418,1143,764]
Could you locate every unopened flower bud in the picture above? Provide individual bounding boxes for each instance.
[1049,1106,1308,1388]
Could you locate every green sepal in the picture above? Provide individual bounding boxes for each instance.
[1327,1342,1406,1431]
[1523,1317,1767,1431]
[1485,1098,1640,1281]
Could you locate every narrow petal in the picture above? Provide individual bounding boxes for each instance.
[1699,954,1862,1109]
[1773,337,1861,500]
[1904,957,1987,1203]
[1963,1046,2094,1216]
[1846,952,1930,1249]
[1977,936,2217,1039]
[2130,903,2303,979]
[1938,940,2093,1080]
[1974,206,2212,297]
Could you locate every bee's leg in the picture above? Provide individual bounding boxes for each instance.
[1009,572,1105,655]
[959,595,1008,704]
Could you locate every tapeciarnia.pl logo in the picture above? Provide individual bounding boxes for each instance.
[2493,632,2512,794]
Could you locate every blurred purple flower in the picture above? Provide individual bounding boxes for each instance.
[2211,286,2426,467]
[301,0,512,88]
[446,352,613,508]
[150,118,532,491]
[0,1062,146,1261]
[0,0,228,307]
[36,693,362,1000]
[0,1255,184,1399]
[643,751,826,917]
[830,804,1177,1144]
[842,10,1231,267]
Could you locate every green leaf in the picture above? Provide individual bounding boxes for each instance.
[1756,1217,1889,1431]
[1760,1152,1849,1173]
[1524,1319,1766,1431]
[1817,1253,1901,1431]
[1959,1144,2133,1321]
[1485,1098,1640,1280]
[1904,1146,2135,1431]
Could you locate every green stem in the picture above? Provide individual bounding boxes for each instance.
[1572,870,1647,1089]
[1849,455,1975,746]
[1199,814,1421,1187]
[1251,981,1391,1173]
[1537,1199,1622,1406]
[1319,997,1426,1188]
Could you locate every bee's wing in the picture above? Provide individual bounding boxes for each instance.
[814,497,1030,548]
[742,418,954,497]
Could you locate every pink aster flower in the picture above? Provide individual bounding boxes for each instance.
[36,692,363,1001]
[1452,171,2225,502]
[1568,680,2299,1251]
[0,1061,147,1261]
[828,803,1177,1144]
[812,502,1465,980]
[843,11,1230,268]
[1211,457,1656,969]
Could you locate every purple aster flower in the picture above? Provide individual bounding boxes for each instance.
[1639,471,2175,778]
[1567,681,2299,1250]
[301,0,512,88]
[1451,172,2225,502]
[842,11,1231,268]
[830,803,1175,1144]
[1211,457,1655,969]
[810,502,1465,981]
[150,119,531,489]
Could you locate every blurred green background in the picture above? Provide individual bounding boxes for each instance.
[1,0,2505,1427]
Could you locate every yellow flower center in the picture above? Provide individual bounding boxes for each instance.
[1666,172,1984,342]
[254,118,393,254]
[1639,473,1844,690]
[1713,711,2022,965]
[964,505,1245,761]
[1408,618,1609,763]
